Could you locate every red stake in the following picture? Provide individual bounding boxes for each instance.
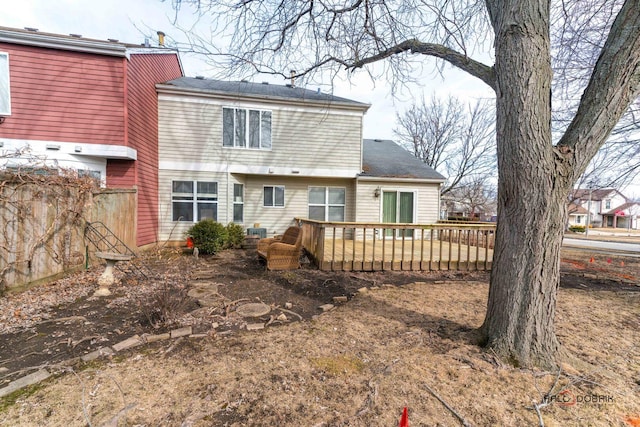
[589,257,594,263]
[399,407,409,427]
[607,258,612,264]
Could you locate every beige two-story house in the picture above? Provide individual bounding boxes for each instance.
[156,78,445,242]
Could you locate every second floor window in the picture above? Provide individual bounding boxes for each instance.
[0,52,11,116]
[604,199,611,210]
[223,107,272,149]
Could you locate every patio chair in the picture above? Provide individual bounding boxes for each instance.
[257,226,303,270]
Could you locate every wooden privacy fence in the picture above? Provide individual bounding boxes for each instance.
[0,180,136,291]
[297,219,496,272]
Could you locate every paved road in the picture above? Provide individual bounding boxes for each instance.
[563,237,640,254]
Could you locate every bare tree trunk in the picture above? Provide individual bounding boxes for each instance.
[480,0,571,369]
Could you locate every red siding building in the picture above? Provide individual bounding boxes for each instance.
[0,27,183,246]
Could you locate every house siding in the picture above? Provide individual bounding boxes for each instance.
[355,180,441,224]
[126,53,182,246]
[0,42,125,144]
[157,171,355,241]
[157,95,363,175]
[242,176,356,236]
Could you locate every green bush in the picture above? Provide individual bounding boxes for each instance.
[226,222,245,248]
[568,225,586,233]
[186,219,228,254]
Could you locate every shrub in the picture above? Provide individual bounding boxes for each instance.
[226,222,245,248]
[186,219,228,254]
[568,225,586,233]
[140,281,191,329]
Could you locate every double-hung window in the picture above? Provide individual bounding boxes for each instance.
[172,180,218,222]
[233,183,244,222]
[308,187,346,221]
[223,107,272,149]
[263,185,285,207]
[0,52,11,116]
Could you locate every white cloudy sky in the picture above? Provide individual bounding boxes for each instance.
[1,0,494,141]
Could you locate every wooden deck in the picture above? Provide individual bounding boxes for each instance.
[299,220,495,272]
[318,237,493,271]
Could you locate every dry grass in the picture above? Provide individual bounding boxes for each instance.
[1,281,639,426]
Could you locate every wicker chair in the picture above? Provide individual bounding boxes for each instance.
[257,226,303,270]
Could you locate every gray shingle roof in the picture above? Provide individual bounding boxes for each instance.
[571,188,626,202]
[361,139,446,181]
[161,77,370,109]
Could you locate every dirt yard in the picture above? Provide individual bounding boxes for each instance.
[0,246,638,426]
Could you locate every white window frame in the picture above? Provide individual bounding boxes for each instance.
[222,107,272,149]
[308,186,346,222]
[171,180,218,222]
[233,183,244,223]
[263,185,285,208]
[0,52,11,116]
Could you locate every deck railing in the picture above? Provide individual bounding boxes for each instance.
[297,219,496,272]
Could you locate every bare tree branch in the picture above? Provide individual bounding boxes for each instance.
[394,96,496,195]
[556,0,640,177]
[349,39,496,90]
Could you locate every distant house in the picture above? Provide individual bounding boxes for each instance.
[0,26,183,246]
[569,188,639,229]
[155,78,445,242]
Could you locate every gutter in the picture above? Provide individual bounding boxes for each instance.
[357,175,446,184]
[0,29,127,57]
[156,84,371,112]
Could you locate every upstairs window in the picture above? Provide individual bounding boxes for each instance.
[223,107,272,149]
[0,52,10,116]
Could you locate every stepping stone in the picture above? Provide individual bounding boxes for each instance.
[235,302,271,318]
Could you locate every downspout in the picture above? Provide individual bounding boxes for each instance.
[437,182,442,221]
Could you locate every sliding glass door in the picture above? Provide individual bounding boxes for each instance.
[382,190,415,237]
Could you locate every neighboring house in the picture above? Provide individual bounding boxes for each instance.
[156,78,445,242]
[440,186,497,222]
[569,188,639,229]
[0,26,183,246]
